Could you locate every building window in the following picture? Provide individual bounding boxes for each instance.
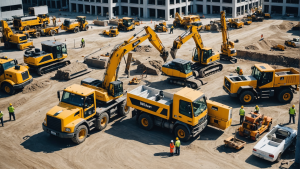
[170,0,175,4]
[1,4,22,12]
[96,0,101,2]
[103,0,108,3]
[140,0,143,4]
[223,0,232,3]
[157,0,165,5]
[197,0,203,1]
[113,0,118,2]
[148,0,155,4]
[176,0,180,3]
[264,0,269,2]
[130,0,139,3]
[121,0,128,2]
[182,0,186,2]
[272,0,283,2]
[286,0,299,3]
[212,0,220,2]
[207,0,211,2]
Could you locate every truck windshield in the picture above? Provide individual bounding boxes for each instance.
[61,91,85,107]
[3,61,16,70]
[192,97,207,117]
[123,19,132,27]
[251,66,262,80]
[182,63,192,74]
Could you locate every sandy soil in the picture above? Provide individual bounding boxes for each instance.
[0,11,299,169]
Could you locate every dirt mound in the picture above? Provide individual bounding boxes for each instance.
[13,97,29,107]
[137,60,162,75]
[245,45,259,50]
[134,45,152,53]
[236,50,300,67]
[53,62,88,80]
[22,80,50,94]
[269,21,295,31]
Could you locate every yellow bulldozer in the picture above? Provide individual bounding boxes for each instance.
[1,20,33,50]
[228,18,244,29]
[61,16,89,33]
[155,22,168,32]
[102,26,119,37]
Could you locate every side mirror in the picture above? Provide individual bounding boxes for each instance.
[57,91,61,101]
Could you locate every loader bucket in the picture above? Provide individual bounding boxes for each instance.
[170,48,178,59]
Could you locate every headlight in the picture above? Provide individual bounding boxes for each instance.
[44,120,46,125]
[65,128,71,132]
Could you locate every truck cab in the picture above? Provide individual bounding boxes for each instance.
[0,56,33,94]
[118,17,135,31]
[223,63,299,104]
[61,16,89,32]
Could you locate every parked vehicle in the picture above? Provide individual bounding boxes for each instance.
[252,125,297,162]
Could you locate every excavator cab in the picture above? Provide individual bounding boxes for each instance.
[192,48,213,64]
[41,40,67,59]
[108,81,123,97]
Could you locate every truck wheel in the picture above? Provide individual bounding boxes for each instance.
[50,30,55,36]
[239,90,254,104]
[95,112,109,130]
[138,113,153,130]
[25,26,30,31]
[71,125,88,144]
[35,32,41,38]
[275,153,282,163]
[84,25,89,31]
[277,88,293,103]
[74,27,79,33]
[118,100,130,116]
[174,125,191,142]
[2,83,15,95]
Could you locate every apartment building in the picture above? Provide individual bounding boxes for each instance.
[263,0,299,16]
[23,0,69,9]
[0,0,23,20]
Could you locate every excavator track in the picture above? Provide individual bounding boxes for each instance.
[34,60,71,75]
[167,76,206,89]
[192,63,223,78]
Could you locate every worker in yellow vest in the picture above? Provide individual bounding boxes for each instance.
[289,105,296,124]
[0,111,3,126]
[239,106,245,124]
[170,26,174,34]
[175,137,181,155]
[255,105,260,114]
[8,103,15,121]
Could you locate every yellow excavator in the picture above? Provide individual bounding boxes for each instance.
[163,26,222,88]
[220,11,237,63]
[42,26,169,144]
[1,20,33,50]
[24,40,69,75]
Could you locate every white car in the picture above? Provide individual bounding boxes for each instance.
[252,125,297,162]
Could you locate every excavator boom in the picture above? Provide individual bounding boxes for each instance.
[1,20,14,42]
[102,26,168,90]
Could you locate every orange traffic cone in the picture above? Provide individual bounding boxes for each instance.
[151,19,152,23]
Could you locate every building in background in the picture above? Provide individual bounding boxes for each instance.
[0,0,24,20]
[22,0,69,9]
[263,0,299,17]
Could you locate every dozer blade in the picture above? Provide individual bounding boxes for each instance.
[170,48,178,59]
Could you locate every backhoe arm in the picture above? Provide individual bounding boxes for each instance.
[1,20,13,42]
[102,26,169,90]
[220,11,228,47]
[170,26,204,59]
[175,12,183,23]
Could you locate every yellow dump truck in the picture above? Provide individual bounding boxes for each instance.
[18,26,60,38]
[13,15,50,31]
[127,85,232,141]
[223,63,300,104]
[61,16,89,33]
[0,56,33,95]
[228,18,244,28]
[173,12,201,29]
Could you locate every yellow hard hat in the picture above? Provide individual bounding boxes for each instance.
[241,106,244,108]
[9,103,12,106]
[176,137,179,140]
[256,105,258,107]
[292,105,295,108]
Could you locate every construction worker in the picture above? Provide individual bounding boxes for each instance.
[81,38,85,48]
[235,66,240,74]
[8,103,15,121]
[239,69,243,75]
[52,16,56,27]
[0,111,3,127]
[239,106,245,124]
[175,137,181,155]
[170,140,175,156]
[255,105,260,114]
[289,105,296,124]
[170,26,174,34]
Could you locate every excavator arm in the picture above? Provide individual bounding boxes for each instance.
[102,26,169,90]
[170,26,204,59]
[1,20,13,42]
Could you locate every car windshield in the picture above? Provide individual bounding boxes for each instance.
[251,66,262,80]
[61,91,85,107]
[182,63,192,74]
[192,97,207,117]
[2,60,16,70]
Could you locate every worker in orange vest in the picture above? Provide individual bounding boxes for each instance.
[170,140,175,156]
[239,69,243,75]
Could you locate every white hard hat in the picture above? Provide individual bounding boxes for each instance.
[171,140,173,143]
[237,66,240,68]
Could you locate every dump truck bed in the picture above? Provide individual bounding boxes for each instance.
[127,85,173,120]
[274,68,300,87]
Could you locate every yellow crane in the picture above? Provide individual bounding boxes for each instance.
[42,26,169,144]
[220,11,237,63]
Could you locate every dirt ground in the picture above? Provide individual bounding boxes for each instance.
[0,11,299,169]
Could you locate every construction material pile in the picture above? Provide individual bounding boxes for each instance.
[93,20,108,26]
[53,62,90,80]
[137,60,163,75]
[22,80,50,94]
[84,56,108,69]
[109,18,119,25]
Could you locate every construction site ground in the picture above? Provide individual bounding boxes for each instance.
[0,11,299,169]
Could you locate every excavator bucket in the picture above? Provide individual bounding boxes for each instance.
[160,51,169,62]
[170,48,177,59]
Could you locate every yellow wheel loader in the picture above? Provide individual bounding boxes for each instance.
[118,17,136,31]
[102,26,119,37]
[61,16,89,33]
[155,22,168,32]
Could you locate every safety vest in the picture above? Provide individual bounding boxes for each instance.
[255,107,259,111]
[81,39,85,43]
[170,143,174,150]
[175,140,181,147]
[236,67,240,72]
[171,26,174,29]
[239,70,243,75]
[239,109,245,116]
[0,111,3,118]
[289,108,296,115]
[8,106,14,113]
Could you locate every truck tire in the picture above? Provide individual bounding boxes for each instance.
[239,90,254,104]
[71,125,88,144]
[118,100,130,116]
[138,113,153,130]
[50,30,55,36]
[84,25,89,31]
[34,32,41,38]
[25,26,30,31]
[277,88,293,103]
[174,125,191,142]
[2,83,15,95]
[74,27,79,33]
[275,153,282,163]
[95,112,109,130]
